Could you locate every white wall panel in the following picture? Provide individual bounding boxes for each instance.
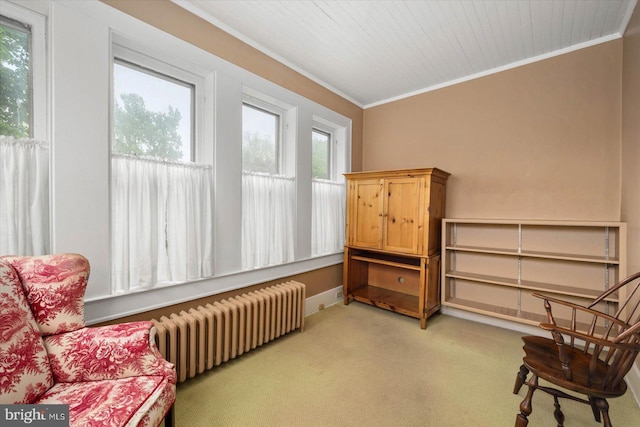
[50,3,111,299]
[5,0,350,322]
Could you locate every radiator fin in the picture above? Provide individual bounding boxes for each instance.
[152,281,305,383]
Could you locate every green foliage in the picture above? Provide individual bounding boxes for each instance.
[0,23,30,138]
[113,93,184,160]
[312,133,329,179]
[242,131,277,174]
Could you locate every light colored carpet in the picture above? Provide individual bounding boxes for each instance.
[176,302,640,426]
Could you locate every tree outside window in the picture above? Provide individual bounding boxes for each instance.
[312,129,330,180]
[113,60,192,161]
[0,16,31,138]
[242,103,279,174]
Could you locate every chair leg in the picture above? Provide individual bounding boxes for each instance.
[552,395,564,427]
[595,398,611,427]
[163,405,175,427]
[513,364,529,394]
[588,397,601,422]
[515,374,537,427]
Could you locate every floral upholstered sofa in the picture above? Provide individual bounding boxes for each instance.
[0,253,176,426]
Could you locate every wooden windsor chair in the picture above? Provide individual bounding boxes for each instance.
[513,272,640,427]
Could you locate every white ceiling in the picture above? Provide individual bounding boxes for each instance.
[175,0,638,108]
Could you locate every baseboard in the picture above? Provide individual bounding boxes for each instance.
[441,306,640,408]
[304,285,343,317]
[440,306,546,337]
[628,364,640,407]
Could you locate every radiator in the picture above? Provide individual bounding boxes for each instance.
[152,281,305,383]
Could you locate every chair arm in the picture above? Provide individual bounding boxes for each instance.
[539,323,628,349]
[44,321,176,384]
[614,319,640,345]
[532,292,624,331]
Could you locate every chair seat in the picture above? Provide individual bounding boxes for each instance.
[522,335,627,399]
[35,375,173,427]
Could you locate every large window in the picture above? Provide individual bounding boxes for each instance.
[0,7,48,257]
[111,40,213,293]
[311,118,347,256]
[241,94,295,269]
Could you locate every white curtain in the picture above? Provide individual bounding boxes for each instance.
[111,154,213,293]
[312,179,346,255]
[0,136,49,255]
[242,172,295,269]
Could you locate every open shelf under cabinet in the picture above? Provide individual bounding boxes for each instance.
[350,285,420,319]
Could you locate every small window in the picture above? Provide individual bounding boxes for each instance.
[312,129,331,180]
[242,103,280,174]
[0,15,31,138]
[113,59,194,162]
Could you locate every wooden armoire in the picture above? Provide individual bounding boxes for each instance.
[342,168,450,329]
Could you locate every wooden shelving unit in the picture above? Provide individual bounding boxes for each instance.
[441,219,627,327]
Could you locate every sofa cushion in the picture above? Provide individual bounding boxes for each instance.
[0,260,54,404]
[44,321,177,384]
[35,375,172,427]
[1,254,89,336]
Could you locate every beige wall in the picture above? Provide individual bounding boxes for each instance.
[622,2,640,379]
[623,5,640,276]
[363,41,623,221]
[100,264,343,325]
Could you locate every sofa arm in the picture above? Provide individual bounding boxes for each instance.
[44,321,176,384]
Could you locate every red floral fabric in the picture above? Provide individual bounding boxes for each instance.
[0,254,176,426]
[45,322,177,384]
[35,375,173,427]
[136,381,176,427]
[0,260,54,404]
[1,254,89,336]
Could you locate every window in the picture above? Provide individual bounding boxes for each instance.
[113,59,194,162]
[311,117,347,256]
[1,15,31,138]
[241,93,296,269]
[111,39,213,293]
[0,7,48,257]
[312,129,331,180]
[242,103,280,174]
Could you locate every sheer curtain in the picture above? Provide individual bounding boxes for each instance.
[241,172,295,269]
[0,136,49,255]
[111,154,213,293]
[312,179,346,255]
